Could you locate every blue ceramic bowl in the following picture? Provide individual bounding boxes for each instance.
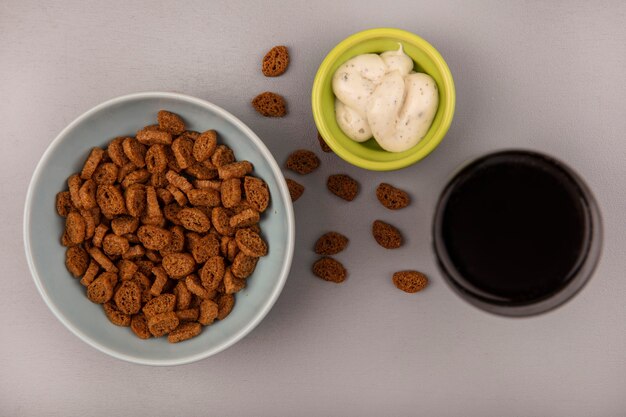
[24,92,295,366]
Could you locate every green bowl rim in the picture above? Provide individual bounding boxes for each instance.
[311,27,456,171]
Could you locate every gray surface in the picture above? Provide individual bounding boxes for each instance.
[1,1,625,415]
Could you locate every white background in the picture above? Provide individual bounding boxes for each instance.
[2,1,625,416]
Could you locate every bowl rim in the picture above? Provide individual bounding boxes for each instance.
[23,91,295,366]
[311,27,456,171]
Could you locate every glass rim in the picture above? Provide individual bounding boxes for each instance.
[432,149,603,317]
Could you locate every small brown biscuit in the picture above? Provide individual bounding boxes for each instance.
[200,256,225,291]
[103,302,131,327]
[220,236,238,261]
[185,274,211,299]
[160,225,185,255]
[145,144,168,174]
[156,187,174,205]
[210,145,235,167]
[376,183,410,210]
[97,185,126,218]
[141,213,165,228]
[78,179,97,210]
[194,179,222,191]
[145,249,162,263]
[189,233,220,264]
[118,259,138,281]
[314,232,349,255]
[220,236,230,255]
[181,130,200,140]
[80,260,100,287]
[223,267,246,294]
[231,200,253,214]
[221,178,242,208]
[68,174,83,209]
[144,185,163,220]
[130,313,151,339]
[286,178,304,202]
[83,210,96,240]
[124,184,146,218]
[87,273,115,303]
[184,231,201,251]
[177,207,211,233]
[121,169,150,189]
[92,162,119,185]
[193,130,217,162]
[122,137,147,167]
[235,228,268,257]
[122,245,145,260]
[218,161,253,180]
[90,205,104,225]
[187,188,220,207]
[162,253,195,279]
[137,225,172,251]
[317,132,332,153]
[243,176,270,212]
[185,162,218,180]
[163,203,183,225]
[217,293,235,320]
[65,211,86,244]
[252,92,287,117]
[142,293,176,319]
[166,184,188,206]
[229,208,260,228]
[171,136,195,170]
[157,110,186,135]
[198,299,219,325]
[111,215,139,236]
[312,257,346,283]
[56,191,74,217]
[231,252,259,279]
[262,45,289,77]
[60,231,73,247]
[158,224,183,252]
[327,174,359,201]
[176,308,199,322]
[132,271,152,305]
[81,147,105,179]
[226,239,239,262]
[173,281,192,310]
[285,150,320,175]
[167,322,202,343]
[101,271,119,288]
[165,170,193,193]
[123,233,139,244]
[89,247,118,272]
[65,246,89,277]
[107,137,131,167]
[150,171,167,188]
[92,224,109,248]
[392,271,429,293]
[372,220,403,249]
[114,280,142,315]
[102,234,130,256]
[147,311,180,337]
[164,145,182,173]
[136,126,172,146]
[116,162,137,184]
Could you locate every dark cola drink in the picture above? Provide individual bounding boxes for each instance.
[433,150,601,316]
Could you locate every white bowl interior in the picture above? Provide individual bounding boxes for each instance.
[24,93,294,365]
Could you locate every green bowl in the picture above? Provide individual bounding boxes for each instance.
[312,28,456,171]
